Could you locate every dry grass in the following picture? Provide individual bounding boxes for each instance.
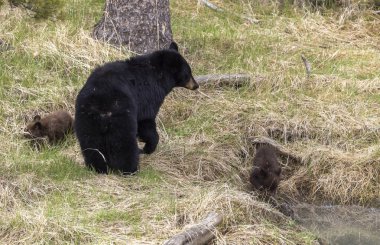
[1,0,379,244]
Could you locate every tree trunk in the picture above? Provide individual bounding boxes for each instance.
[93,0,173,54]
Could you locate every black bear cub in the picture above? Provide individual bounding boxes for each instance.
[250,144,282,193]
[75,42,198,174]
[24,110,73,144]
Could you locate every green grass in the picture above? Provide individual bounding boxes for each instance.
[95,209,142,224]
[138,166,164,185]
[15,150,92,181]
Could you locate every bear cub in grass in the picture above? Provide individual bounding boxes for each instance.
[250,144,281,193]
[24,110,73,144]
[75,42,198,174]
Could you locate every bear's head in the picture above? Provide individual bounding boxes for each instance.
[250,164,281,193]
[152,42,199,91]
[249,145,282,193]
[24,115,47,139]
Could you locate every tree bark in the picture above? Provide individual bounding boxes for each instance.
[93,0,173,54]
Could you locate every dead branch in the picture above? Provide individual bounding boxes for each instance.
[301,54,311,78]
[249,136,302,163]
[195,74,251,87]
[199,0,224,12]
[199,0,259,24]
[164,212,223,245]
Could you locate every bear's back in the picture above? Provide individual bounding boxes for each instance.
[250,144,281,192]
[254,145,278,167]
[42,110,73,133]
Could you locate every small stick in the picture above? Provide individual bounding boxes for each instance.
[83,148,107,162]
[164,212,223,245]
[301,54,311,78]
[0,39,13,52]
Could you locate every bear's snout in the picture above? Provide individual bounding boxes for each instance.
[185,77,199,90]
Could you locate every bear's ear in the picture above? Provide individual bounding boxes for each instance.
[33,115,41,122]
[169,42,179,52]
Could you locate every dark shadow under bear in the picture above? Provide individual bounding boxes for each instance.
[24,110,73,144]
[75,42,198,174]
[249,144,282,193]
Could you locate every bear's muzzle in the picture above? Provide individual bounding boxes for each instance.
[185,77,199,90]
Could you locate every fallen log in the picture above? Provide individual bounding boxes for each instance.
[164,212,223,245]
[195,74,251,87]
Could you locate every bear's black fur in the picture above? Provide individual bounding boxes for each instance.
[249,144,282,193]
[75,43,198,174]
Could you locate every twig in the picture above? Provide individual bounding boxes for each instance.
[243,16,260,24]
[0,39,13,52]
[164,212,223,245]
[301,54,311,78]
[83,148,107,162]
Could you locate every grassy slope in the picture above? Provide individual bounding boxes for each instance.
[0,0,379,244]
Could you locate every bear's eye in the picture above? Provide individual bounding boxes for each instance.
[183,74,190,83]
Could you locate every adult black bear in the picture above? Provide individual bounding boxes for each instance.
[75,43,198,174]
[249,144,282,193]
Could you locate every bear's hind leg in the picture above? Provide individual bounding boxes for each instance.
[107,132,139,174]
[137,119,159,154]
[106,115,139,174]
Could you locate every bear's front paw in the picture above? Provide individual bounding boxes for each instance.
[142,145,156,154]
